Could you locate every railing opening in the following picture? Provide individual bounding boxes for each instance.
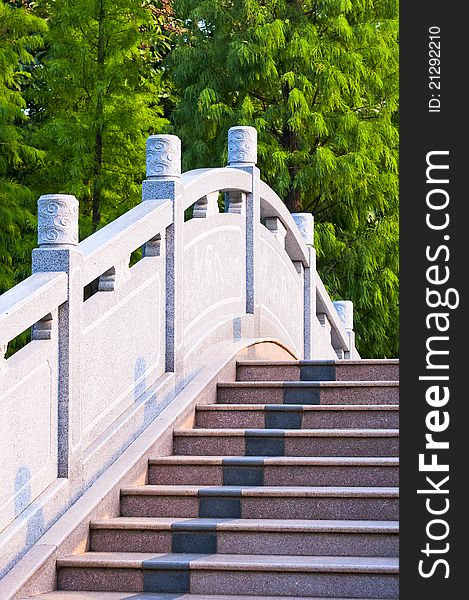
[4,329,31,360]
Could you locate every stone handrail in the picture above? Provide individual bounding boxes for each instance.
[259,180,309,265]
[0,125,359,578]
[79,199,173,287]
[0,271,67,350]
[181,167,252,211]
[315,271,351,355]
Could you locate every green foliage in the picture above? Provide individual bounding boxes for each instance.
[0,0,46,293]
[27,0,171,236]
[169,0,399,357]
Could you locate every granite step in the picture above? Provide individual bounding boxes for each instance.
[195,404,399,430]
[172,428,399,457]
[217,381,399,406]
[120,485,399,521]
[26,593,389,600]
[236,360,399,382]
[147,456,399,487]
[90,517,399,557]
[56,552,399,598]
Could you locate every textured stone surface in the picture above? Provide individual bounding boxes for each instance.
[216,529,398,558]
[146,135,181,178]
[195,404,399,430]
[217,383,285,404]
[182,215,245,347]
[242,494,399,521]
[284,432,399,458]
[259,231,303,357]
[0,345,58,532]
[237,362,301,381]
[37,194,79,247]
[227,126,257,165]
[333,301,354,332]
[58,566,143,592]
[91,529,172,554]
[300,408,399,430]
[172,431,245,456]
[120,492,199,519]
[292,213,314,247]
[217,381,399,405]
[195,405,266,429]
[24,594,390,600]
[335,362,399,382]
[147,457,398,487]
[190,569,398,599]
[149,464,223,486]
[172,428,398,458]
[118,484,399,521]
[316,383,399,406]
[265,217,287,247]
[56,552,398,597]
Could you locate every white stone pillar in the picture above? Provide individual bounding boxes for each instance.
[292,212,316,359]
[333,300,355,358]
[228,126,260,334]
[32,194,83,480]
[142,135,183,375]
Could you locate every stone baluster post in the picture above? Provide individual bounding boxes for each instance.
[333,300,355,359]
[32,194,82,480]
[142,135,183,377]
[227,126,260,335]
[292,213,316,359]
[265,217,287,248]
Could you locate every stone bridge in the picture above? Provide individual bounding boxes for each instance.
[0,127,399,600]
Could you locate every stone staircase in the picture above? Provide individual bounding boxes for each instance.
[29,359,399,600]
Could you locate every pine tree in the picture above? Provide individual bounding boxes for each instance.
[168,0,399,357]
[28,0,172,235]
[0,0,46,293]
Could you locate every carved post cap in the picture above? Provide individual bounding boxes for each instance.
[292,212,314,246]
[146,134,181,178]
[37,194,79,247]
[333,300,354,331]
[228,126,257,165]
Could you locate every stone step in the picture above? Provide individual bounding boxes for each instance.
[147,456,399,487]
[26,593,389,600]
[217,381,399,406]
[236,360,399,382]
[90,517,399,557]
[172,428,399,457]
[195,404,399,430]
[120,485,399,521]
[56,552,399,598]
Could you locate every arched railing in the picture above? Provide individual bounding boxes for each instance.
[0,125,358,577]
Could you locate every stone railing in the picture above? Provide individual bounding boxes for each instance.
[0,126,358,577]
